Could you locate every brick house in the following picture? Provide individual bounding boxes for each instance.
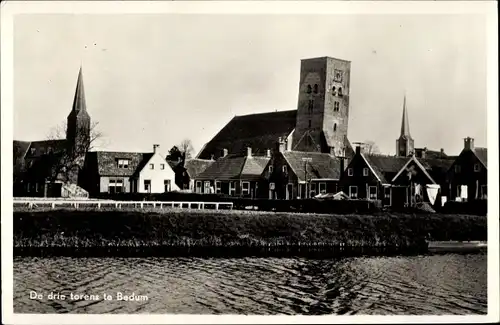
[80,144,179,195]
[339,146,409,206]
[446,137,488,201]
[193,148,270,198]
[263,147,345,200]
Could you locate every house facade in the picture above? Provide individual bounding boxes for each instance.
[193,148,270,198]
[80,145,179,195]
[446,137,488,201]
[173,158,214,191]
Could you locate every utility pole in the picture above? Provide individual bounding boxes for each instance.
[302,157,312,199]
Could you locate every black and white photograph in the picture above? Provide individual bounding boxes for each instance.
[1,1,498,324]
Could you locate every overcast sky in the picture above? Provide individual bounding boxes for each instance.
[14,13,487,156]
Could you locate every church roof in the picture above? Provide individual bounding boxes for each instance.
[196,110,297,160]
[400,95,412,139]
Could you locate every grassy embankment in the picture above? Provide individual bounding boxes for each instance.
[13,207,487,256]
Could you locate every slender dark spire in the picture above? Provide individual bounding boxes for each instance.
[71,66,87,113]
[400,95,411,138]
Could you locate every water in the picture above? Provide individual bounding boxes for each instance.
[14,253,487,315]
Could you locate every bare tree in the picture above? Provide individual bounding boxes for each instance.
[363,140,381,155]
[45,120,103,184]
[179,138,194,160]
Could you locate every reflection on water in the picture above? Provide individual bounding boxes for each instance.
[14,253,487,315]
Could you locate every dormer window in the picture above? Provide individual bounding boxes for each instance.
[118,159,129,169]
[306,85,312,94]
[313,84,319,94]
[348,168,354,176]
[30,148,36,155]
[338,87,343,96]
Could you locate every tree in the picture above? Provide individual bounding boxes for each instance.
[363,140,380,155]
[45,120,103,184]
[179,139,194,160]
[166,139,194,162]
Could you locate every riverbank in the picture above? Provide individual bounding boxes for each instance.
[14,208,487,257]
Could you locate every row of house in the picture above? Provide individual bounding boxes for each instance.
[13,57,488,208]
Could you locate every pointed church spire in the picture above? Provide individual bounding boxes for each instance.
[400,95,411,138]
[72,66,87,113]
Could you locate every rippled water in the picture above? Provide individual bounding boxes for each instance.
[14,253,487,315]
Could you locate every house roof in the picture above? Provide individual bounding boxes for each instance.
[183,158,214,178]
[95,151,152,177]
[25,139,67,158]
[418,157,455,183]
[283,151,341,182]
[13,140,31,162]
[197,110,297,160]
[195,154,270,181]
[363,154,409,183]
[473,147,487,168]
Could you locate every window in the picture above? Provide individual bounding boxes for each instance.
[35,183,39,193]
[338,87,343,96]
[454,165,461,173]
[334,101,340,112]
[282,165,287,173]
[363,168,369,176]
[118,159,129,169]
[456,185,461,199]
[269,165,273,173]
[313,84,319,94]
[204,181,211,194]
[164,180,171,192]
[242,182,250,195]
[30,148,36,155]
[348,168,354,176]
[308,120,312,128]
[115,179,124,193]
[195,181,202,193]
[144,179,151,193]
[333,123,337,132]
[310,183,317,197]
[349,186,358,199]
[149,164,154,170]
[368,186,378,200]
[307,84,312,94]
[229,182,235,196]
[474,163,480,172]
[332,86,336,95]
[215,181,221,194]
[319,182,326,194]
[384,187,391,199]
[160,164,165,170]
[308,99,314,114]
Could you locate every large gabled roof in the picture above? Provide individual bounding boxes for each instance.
[197,110,297,160]
[94,151,152,177]
[183,158,214,178]
[283,151,341,182]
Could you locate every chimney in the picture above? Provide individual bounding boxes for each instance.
[266,149,271,158]
[278,137,287,153]
[153,144,160,154]
[464,137,475,150]
[355,145,361,155]
[247,147,252,158]
[222,148,228,157]
[440,148,445,157]
[210,154,215,160]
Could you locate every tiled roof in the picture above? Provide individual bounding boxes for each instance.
[95,151,150,177]
[417,157,454,184]
[363,154,409,183]
[183,158,214,178]
[197,110,297,160]
[195,154,270,181]
[26,139,67,158]
[283,151,341,182]
[473,147,487,168]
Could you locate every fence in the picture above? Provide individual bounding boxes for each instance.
[13,200,234,211]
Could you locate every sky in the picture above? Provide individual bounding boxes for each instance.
[13,13,488,156]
